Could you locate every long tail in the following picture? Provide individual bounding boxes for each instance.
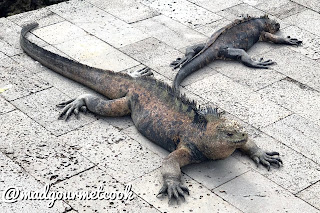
[20,23,133,99]
[173,53,215,93]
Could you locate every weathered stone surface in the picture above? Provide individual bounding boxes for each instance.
[49,0,149,48]
[59,120,162,183]
[0,39,21,56]
[194,18,232,37]
[280,25,320,60]
[130,169,242,212]
[284,9,320,36]
[258,78,320,127]
[0,110,95,184]
[182,156,250,190]
[0,97,15,114]
[291,0,320,13]
[132,15,206,50]
[87,0,159,23]
[54,35,139,72]
[188,0,242,12]
[7,7,64,27]
[233,133,320,194]
[261,47,320,91]
[0,152,70,212]
[209,60,285,91]
[32,21,87,45]
[297,182,320,210]
[140,0,222,28]
[53,166,159,213]
[262,1,306,19]
[214,171,319,213]
[186,73,291,128]
[262,114,320,165]
[120,37,181,80]
[11,87,97,136]
[0,54,51,101]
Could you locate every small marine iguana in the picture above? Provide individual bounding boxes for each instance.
[21,23,282,204]
[171,15,302,92]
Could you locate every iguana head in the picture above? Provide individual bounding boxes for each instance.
[215,119,248,147]
[264,18,280,34]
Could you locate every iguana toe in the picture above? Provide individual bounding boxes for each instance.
[127,67,154,78]
[157,178,189,204]
[285,36,302,45]
[251,149,283,171]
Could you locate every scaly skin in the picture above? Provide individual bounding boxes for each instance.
[21,23,282,204]
[171,15,302,92]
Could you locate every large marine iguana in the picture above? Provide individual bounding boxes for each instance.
[20,23,282,204]
[171,15,302,92]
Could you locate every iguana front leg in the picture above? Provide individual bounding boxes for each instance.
[57,94,130,120]
[260,32,302,45]
[170,43,205,69]
[239,139,282,171]
[157,146,192,204]
[222,47,275,69]
[127,67,154,78]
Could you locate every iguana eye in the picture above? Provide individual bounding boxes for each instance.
[227,133,233,137]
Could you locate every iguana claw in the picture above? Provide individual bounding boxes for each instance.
[157,177,189,204]
[56,95,89,121]
[251,149,282,171]
[170,57,188,69]
[127,67,153,78]
[284,36,302,46]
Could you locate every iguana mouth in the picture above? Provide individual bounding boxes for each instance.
[233,139,247,144]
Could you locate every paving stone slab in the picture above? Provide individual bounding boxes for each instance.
[53,166,159,213]
[130,168,242,212]
[280,25,320,60]
[180,65,218,87]
[0,110,95,184]
[182,156,250,190]
[193,18,232,37]
[32,21,87,45]
[0,152,70,213]
[216,3,290,28]
[87,0,160,23]
[0,17,48,50]
[140,0,222,28]
[261,47,320,91]
[11,87,97,136]
[213,171,319,213]
[262,114,320,165]
[209,60,285,91]
[0,54,51,101]
[232,133,320,194]
[59,120,162,183]
[49,0,149,48]
[186,73,291,128]
[132,15,206,50]
[55,35,139,72]
[7,7,65,28]
[284,10,320,37]
[120,37,181,80]
[258,78,320,127]
[0,97,15,114]
[297,181,320,210]
[188,0,242,13]
[0,39,21,56]
[262,1,306,20]
[292,0,320,12]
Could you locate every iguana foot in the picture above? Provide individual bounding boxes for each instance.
[170,57,188,69]
[56,95,89,121]
[283,36,302,45]
[251,149,283,171]
[157,177,189,205]
[127,67,153,78]
[244,57,275,69]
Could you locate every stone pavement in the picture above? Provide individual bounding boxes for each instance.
[0,0,320,212]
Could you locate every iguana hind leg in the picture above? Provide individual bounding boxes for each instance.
[127,67,154,78]
[57,94,130,120]
[170,43,205,69]
[260,32,302,45]
[222,47,275,69]
[239,139,283,171]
